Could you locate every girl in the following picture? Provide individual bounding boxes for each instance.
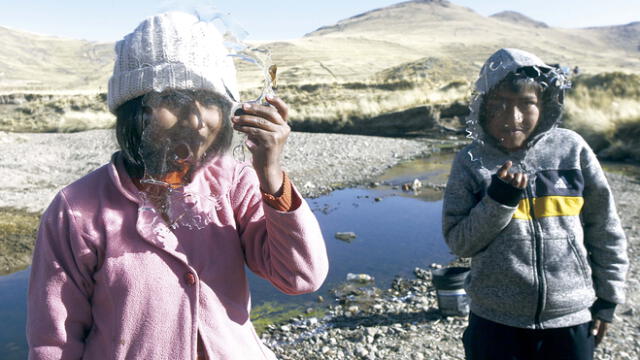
[27,12,328,360]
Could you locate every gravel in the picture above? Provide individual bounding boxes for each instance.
[0,129,447,212]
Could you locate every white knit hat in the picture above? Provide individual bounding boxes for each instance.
[107,11,240,113]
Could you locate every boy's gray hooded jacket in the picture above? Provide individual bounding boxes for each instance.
[443,48,628,329]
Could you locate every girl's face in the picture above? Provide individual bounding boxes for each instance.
[144,101,224,161]
[140,98,225,186]
[484,87,541,152]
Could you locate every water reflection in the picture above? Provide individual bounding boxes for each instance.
[0,269,29,360]
[246,152,456,305]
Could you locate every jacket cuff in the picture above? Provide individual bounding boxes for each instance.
[487,174,524,207]
[261,172,300,212]
[590,298,617,323]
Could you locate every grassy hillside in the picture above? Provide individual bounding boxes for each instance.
[2,1,639,91]
[301,0,640,76]
[0,1,638,161]
[0,26,112,92]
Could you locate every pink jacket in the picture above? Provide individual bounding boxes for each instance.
[27,153,329,359]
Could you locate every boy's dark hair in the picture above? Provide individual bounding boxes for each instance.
[479,67,564,135]
[115,89,233,179]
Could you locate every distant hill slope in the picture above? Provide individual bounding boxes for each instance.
[0,26,113,92]
[490,11,549,28]
[297,0,639,80]
[1,0,639,92]
[580,21,640,53]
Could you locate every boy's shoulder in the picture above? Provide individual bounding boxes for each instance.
[542,127,592,148]
[535,127,601,169]
[532,127,591,155]
[547,127,587,143]
[455,142,482,160]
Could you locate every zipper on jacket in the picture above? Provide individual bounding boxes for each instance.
[527,183,544,329]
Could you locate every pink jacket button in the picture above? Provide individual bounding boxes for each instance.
[184,272,196,286]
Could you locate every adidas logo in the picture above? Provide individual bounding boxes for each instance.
[554,177,569,189]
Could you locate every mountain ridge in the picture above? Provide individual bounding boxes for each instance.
[490,11,549,28]
[1,1,638,92]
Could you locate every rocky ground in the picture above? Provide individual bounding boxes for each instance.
[0,129,454,212]
[261,172,640,360]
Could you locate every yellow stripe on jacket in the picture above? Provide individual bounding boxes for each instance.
[513,196,585,220]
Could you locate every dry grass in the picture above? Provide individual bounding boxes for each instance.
[282,81,468,124]
[272,56,474,129]
[0,93,113,132]
[0,207,40,274]
[1,71,638,162]
[563,73,640,161]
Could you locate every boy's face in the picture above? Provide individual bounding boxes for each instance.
[484,87,541,152]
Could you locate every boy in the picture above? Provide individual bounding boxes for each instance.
[442,48,628,360]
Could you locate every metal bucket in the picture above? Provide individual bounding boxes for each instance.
[432,267,470,316]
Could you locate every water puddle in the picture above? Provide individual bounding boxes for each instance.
[0,269,29,360]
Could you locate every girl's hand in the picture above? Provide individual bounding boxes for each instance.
[232,96,290,195]
[497,161,528,189]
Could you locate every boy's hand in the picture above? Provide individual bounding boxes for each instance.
[591,319,609,346]
[232,96,290,195]
[497,161,528,189]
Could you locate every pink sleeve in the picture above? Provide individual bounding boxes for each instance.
[27,191,97,359]
[231,165,329,295]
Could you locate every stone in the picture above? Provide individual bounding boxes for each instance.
[412,178,422,190]
[355,344,369,357]
[335,232,357,242]
[346,273,374,283]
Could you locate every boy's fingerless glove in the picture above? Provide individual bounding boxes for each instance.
[487,174,524,207]
[590,298,617,323]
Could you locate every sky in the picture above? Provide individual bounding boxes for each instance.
[0,0,638,42]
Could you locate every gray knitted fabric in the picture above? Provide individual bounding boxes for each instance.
[474,48,550,94]
[107,11,239,113]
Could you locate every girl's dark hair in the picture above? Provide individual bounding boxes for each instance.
[115,89,233,179]
[115,96,146,179]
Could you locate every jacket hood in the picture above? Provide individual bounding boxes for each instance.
[466,48,571,157]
